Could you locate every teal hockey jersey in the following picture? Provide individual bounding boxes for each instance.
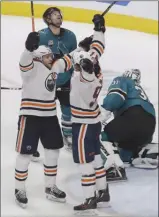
[102,76,155,117]
[39,27,77,87]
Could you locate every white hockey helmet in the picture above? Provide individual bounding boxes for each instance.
[72,50,92,65]
[122,69,141,84]
[72,50,94,74]
[33,45,53,61]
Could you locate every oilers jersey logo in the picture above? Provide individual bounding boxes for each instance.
[45,72,57,92]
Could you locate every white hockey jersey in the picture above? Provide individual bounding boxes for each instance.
[19,30,104,119]
[70,31,105,124]
[19,50,72,117]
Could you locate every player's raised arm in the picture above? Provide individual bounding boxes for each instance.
[89,14,105,60]
[19,32,39,73]
[52,53,73,74]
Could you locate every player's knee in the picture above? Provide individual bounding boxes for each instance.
[93,154,103,168]
[78,162,95,175]
[16,153,32,169]
[44,148,60,161]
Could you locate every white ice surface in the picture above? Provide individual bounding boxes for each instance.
[1,15,158,217]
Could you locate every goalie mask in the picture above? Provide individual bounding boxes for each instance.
[123,69,141,84]
[43,7,63,27]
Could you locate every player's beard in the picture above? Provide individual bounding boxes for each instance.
[51,19,62,28]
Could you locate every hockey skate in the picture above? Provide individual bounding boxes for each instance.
[63,135,72,152]
[96,184,110,208]
[74,195,97,215]
[106,166,127,182]
[31,150,40,162]
[45,185,66,203]
[15,189,28,208]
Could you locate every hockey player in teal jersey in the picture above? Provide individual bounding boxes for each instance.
[100,69,156,181]
[32,7,77,159]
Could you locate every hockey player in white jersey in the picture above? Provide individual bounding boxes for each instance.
[14,32,72,208]
[69,14,110,213]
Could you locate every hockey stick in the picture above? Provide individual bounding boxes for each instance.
[31,1,35,31]
[101,1,118,17]
[1,87,22,90]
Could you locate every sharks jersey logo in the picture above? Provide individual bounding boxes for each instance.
[45,72,57,92]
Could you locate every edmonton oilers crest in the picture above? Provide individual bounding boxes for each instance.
[45,72,57,92]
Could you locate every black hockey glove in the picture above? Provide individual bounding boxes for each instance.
[78,35,93,52]
[92,14,105,33]
[25,32,40,52]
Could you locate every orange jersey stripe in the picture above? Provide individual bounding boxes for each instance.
[96,170,106,175]
[79,125,86,164]
[20,62,34,71]
[21,102,56,108]
[44,169,57,173]
[15,173,28,178]
[81,178,96,182]
[91,43,104,55]
[17,116,26,152]
[64,55,72,71]
[71,108,100,116]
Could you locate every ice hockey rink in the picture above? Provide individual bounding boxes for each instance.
[1,15,158,217]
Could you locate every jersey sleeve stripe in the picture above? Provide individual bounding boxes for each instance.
[61,57,67,71]
[91,42,104,56]
[107,88,127,100]
[63,54,72,71]
[19,61,34,72]
[92,40,105,49]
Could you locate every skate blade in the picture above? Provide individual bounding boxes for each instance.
[97,201,111,208]
[46,194,66,203]
[75,209,99,216]
[15,199,27,209]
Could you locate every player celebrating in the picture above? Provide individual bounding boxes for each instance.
[100,69,156,180]
[14,32,73,207]
[70,15,110,213]
[32,7,77,156]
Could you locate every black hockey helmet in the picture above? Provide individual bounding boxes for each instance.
[43,7,63,25]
